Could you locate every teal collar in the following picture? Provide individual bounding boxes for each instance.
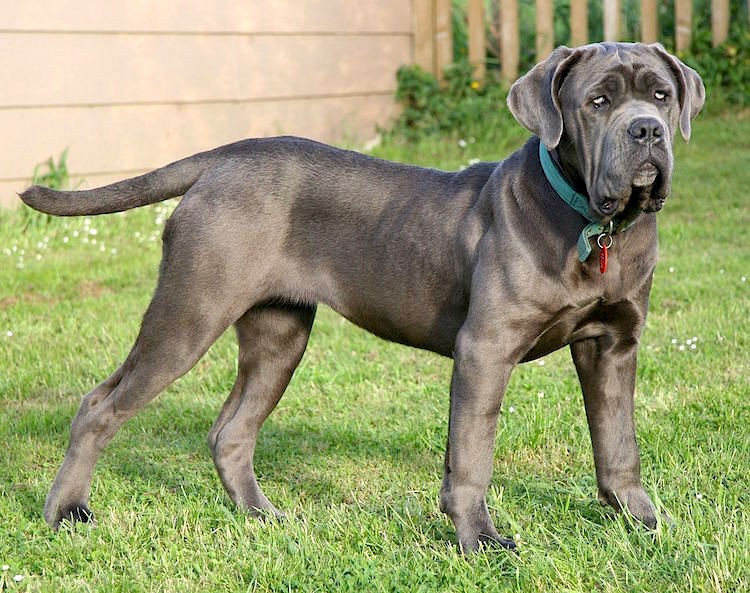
[538,141,632,262]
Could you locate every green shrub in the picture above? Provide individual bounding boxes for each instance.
[388,60,516,144]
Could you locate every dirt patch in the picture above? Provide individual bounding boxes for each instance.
[0,291,58,310]
[77,280,113,299]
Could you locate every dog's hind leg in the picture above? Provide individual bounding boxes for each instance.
[43,240,253,529]
[208,303,316,518]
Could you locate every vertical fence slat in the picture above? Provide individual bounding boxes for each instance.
[675,0,693,52]
[570,0,588,47]
[500,0,519,80]
[641,0,658,43]
[435,0,453,82]
[414,0,436,75]
[536,0,554,60]
[604,0,621,41]
[468,0,486,81]
[712,0,729,46]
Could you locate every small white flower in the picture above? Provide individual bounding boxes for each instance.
[89,228,98,236]
[99,245,105,252]
[1,564,9,570]
[690,343,696,350]
[679,344,686,351]
[457,139,468,148]
[537,360,546,366]
[82,237,89,244]
[134,231,141,238]
[110,248,117,255]
[720,268,725,274]
[537,391,545,398]
[514,533,521,541]
[91,239,97,245]
[742,277,747,283]
[696,493,703,500]
[63,236,69,243]
[35,254,42,261]
[5,331,13,338]
[72,230,79,237]
[508,406,516,413]
[467,157,480,165]
[668,266,675,273]
[671,338,678,344]
[13,574,23,582]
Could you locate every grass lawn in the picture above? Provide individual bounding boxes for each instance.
[1,110,748,593]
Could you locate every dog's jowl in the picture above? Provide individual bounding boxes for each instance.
[20,42,704,552]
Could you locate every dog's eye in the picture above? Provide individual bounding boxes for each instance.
[654,91,667,101]
[592,96,608,110]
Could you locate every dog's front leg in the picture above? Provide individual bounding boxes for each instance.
[439,324,518,553]
[570,335,664,528]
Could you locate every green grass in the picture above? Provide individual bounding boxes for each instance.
[1,111,749,592]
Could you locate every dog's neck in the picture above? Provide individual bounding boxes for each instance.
[550,140,587,196]
[538,140,636,263]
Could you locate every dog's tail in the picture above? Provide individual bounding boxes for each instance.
[19,149,217,216]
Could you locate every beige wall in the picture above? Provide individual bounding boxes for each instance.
[0,1,414,207]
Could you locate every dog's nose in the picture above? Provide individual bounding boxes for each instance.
[628,117,664,143]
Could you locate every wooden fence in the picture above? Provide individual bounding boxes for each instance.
[415,0,740,82]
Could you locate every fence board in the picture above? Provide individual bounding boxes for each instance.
[500,0,519,80]
[1,34,408,107]
[468,0,486,81]
[604,0,621,41]
[536,0,554,60]
[1,94,398,203]
[414,0,436,73]
[570,0,588,47]
[641,0,658,43]
[4,0,412,34]
[712,0,729,46]
[675,0,693,52]
[435,0,453,82]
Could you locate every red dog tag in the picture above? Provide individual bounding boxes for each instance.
[597,232,612,274]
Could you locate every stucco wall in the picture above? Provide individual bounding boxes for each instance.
[0,1,413,207]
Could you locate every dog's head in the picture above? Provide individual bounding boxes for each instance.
[508,42,705,221]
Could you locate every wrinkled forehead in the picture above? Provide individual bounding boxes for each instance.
[561,44,677,101]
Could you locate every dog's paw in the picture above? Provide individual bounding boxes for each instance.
[600,485,666,530]
[45,500,95,530]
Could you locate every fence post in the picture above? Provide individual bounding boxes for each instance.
[604,0,621,41]
[712,0,729,46]
[500,0,520,80]
[468,0,486,82]
[536,0,554,60]
[641,0,658,43]
[414,0,436,75]
[570,0,588,47]
[675,0,692,52]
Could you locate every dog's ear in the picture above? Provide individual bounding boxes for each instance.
[507,46,584,149]
[650,43,705,141]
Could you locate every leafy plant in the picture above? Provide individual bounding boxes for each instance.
[21,149,80,231]
[388,60,516,143]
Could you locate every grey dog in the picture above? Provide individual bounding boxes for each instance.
[20,42,704,552]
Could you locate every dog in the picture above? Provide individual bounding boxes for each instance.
[20,42,704,552]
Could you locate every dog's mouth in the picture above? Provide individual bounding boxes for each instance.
[594,161,666,218]
[632,162,659,187]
